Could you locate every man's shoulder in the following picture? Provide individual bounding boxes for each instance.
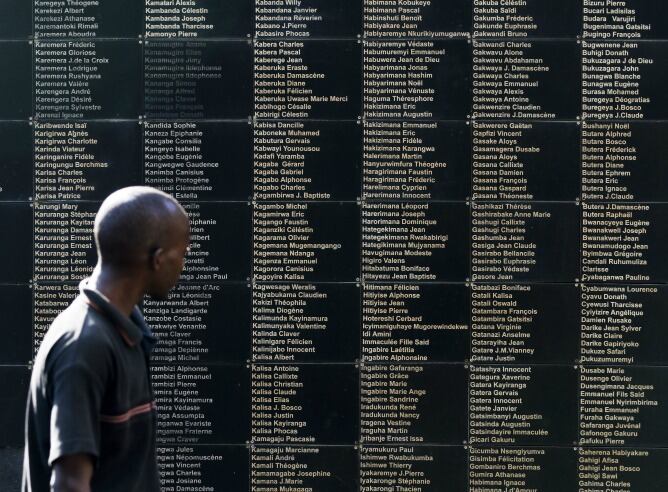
[36,295,117,372]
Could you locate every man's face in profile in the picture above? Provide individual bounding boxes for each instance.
[148,217,190,300]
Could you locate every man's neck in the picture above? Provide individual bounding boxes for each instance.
[88,266,145,317]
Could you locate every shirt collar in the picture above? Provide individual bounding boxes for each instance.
[79,278,153,348]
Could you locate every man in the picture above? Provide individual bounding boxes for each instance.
[22,186,190,492]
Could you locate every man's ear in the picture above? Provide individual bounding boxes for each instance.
[150,247,164,271]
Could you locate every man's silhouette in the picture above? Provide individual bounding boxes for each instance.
[23,186,190,492]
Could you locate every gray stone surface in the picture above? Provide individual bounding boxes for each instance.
[0,447,23,491]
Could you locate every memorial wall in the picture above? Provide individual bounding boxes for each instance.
[1,0,668,490]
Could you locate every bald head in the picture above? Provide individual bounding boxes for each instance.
[94,187,189,271]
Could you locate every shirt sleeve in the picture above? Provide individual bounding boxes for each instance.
[48,362,105,466]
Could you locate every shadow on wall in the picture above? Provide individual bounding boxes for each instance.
[0,447,22,491]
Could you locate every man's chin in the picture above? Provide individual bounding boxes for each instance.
[146,290,170,302]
